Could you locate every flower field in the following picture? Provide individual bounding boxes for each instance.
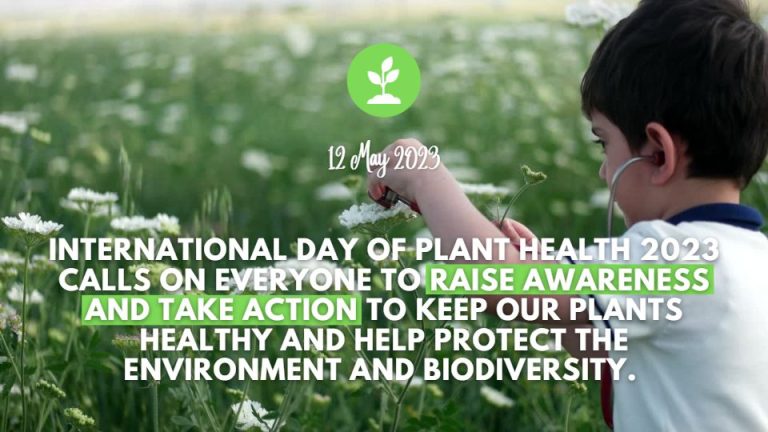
[1,8,767,432]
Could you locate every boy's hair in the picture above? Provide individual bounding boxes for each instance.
[581,0,768,186]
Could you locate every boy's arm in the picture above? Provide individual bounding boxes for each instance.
[368,139,591,326]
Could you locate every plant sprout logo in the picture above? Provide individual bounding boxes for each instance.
[347,43,421,118]
[367,56,400,105]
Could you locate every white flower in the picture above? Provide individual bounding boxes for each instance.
[157,103,187,135]
[459,182,511,196]
[110,215,156,233]
[284,25,315,58]
[5,63,38,82]
[48,156,70,176]
[66,188,119,205]
[315,182,353,201]
[440,149,470,166]
[0,384,21,396]
[118,103,147,125]
[124,52,151,69]
[211,125,230,146]
[480,385,515,408]
[275,258,338,287]
[755,171,768,185]
[7,283,44,305]
[173,55,194,77]
[395,376,425,389]
[231,400,277,432]
[241,150,273,177]
[593,1,634,28]
[566,2,602,26]
[339,31,365,45]
[565,0,634,29]
[0,113,28,134]
[589,188,610,208]
[449,166,481,182]
[0,250,24,267]
[154,213,180,235]
[110,214,180,235]
[447,321,471,331]
[2,212,63,237]
[338,202,416,229]
[0,302,19,334]
[122,80,144,99]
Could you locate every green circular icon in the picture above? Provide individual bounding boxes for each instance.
[347,43,421,118]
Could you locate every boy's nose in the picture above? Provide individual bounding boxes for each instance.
[598,161,607,182]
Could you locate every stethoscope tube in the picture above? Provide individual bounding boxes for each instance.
[606,156,654,237]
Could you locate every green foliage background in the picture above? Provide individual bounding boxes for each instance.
[0,14,766,432]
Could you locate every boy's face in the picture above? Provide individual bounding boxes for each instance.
[591,110,656,227]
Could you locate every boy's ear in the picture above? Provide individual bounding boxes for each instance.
[644,122,679,186]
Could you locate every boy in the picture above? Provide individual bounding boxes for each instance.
[367,0,768,430]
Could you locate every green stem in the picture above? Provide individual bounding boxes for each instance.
[35,401,53,432]
[151,381,160,432]
[2,385,9,432]
[377,391,386,432]
[193,382,219,430]
[564,394,573,432]
[343,326,397,401]
[390,335,430,432]
[64,212,92,365]
[416,384,427,417]
[498,183,532,228]
[226,335,258,432]
[273,380,303,432]
[20,247,30,432]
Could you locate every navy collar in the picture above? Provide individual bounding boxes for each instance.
[665,203,764,231]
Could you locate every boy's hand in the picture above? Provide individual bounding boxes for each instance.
[495,218,537,250]
[367,138,447,203]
